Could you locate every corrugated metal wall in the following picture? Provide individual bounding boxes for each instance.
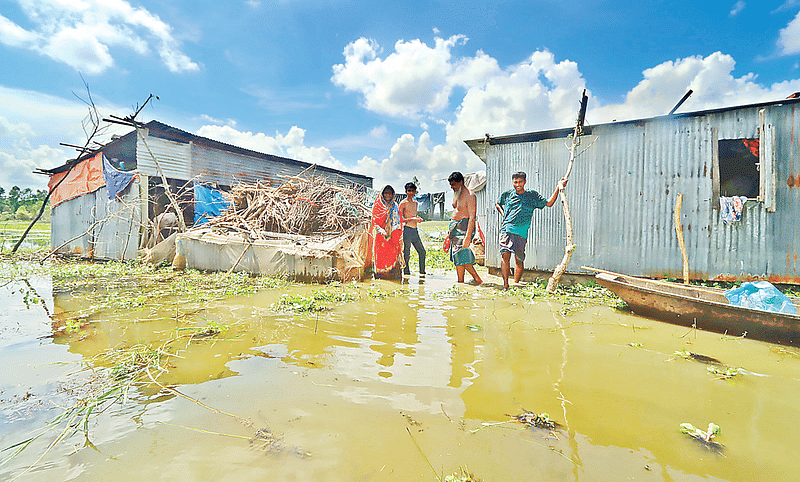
[51,191,96,257]
[136,134,192,180]
[137,129,370,189]
[484,102,800,283]
[93,182,141,260]
[51,183,140,260]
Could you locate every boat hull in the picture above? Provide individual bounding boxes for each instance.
[594,271,800,345]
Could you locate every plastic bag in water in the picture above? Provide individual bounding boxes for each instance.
[724,281,797,315]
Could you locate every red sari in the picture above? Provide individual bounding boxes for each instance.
[372,195,403,279]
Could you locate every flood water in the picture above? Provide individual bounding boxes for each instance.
[2,264,800,481]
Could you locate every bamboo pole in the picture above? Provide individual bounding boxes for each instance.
[674,193,690,284]
[546,90,589,293]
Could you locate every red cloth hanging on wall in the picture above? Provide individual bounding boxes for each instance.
[48,152,105,208]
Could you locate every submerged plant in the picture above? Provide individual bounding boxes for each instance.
[444,466,480,482]
[272,288,358,314]
[506,280,623,314]
[680,422,722,446]
[1,342,174,478]
[366,285,411,299]
[707,365,744,379]
[44,260,293,313]
[512,410,559,431]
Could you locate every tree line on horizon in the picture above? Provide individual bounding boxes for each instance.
[0,185,49,221]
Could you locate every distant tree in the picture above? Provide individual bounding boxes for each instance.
[8,186,21,215]
[18,188,48,217]
[0,186,5,214]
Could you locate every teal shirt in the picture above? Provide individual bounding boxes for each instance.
[498,189,547,238]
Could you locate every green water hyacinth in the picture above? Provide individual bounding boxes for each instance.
[680,422,721,444]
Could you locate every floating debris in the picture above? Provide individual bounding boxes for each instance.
[466,324,482,332]
[673,350,723,365]
[680,422,723,450]
[250,428,310,458]
[444,466,480,482]
[673,350,744,379]
[707,365,744,379]
[512,410,559,431]
[400,411,422,428]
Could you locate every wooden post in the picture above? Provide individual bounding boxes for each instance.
[546,90,589,293]
[674,193,690,284]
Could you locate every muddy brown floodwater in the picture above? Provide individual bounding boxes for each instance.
[2,267,800,481]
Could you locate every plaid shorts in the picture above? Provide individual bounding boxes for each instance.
[499,231,527,261]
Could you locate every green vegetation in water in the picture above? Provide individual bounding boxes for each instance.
[465,324,482,332]
[672,350,723,365]
[680,422,722,447]
[707,365,744,379]
[770,345,800,359]
[39,260,294,313]
[506,279,625,314]
[2,314,259,475]
[512,410,559,431]
[0,341,174,477]
[432,285,468,299]
[366,284,412,299]
[271,282,411,314]
[444,466,480,482]
[671,350,744,380]
[175,319,228,338]
[272,282,362,313]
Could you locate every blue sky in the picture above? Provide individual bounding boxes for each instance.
[3,0,800,193]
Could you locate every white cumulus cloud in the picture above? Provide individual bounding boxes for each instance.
[332,35,495,119]
[355,132,479,192]
[0,0,198,74]
[590,52,800,123]
[779,11,800,56]
[334,41,800,192]
[0,84,134,190]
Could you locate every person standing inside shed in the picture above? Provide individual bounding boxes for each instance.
[399,182,426,276]
[495,171,566,289]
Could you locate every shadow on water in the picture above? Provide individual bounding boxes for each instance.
[2,264,800,481]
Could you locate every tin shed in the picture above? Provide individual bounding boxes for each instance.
[40,120,373,260]
[466,96,800,284]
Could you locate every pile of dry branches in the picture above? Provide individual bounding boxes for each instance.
[203,175,371,238]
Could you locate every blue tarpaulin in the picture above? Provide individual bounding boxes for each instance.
[724,281,797,315]
[102,154,137,200]
[415,193,431,214]
[194,183,229,225]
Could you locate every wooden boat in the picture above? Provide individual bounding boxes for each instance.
[587,267,800,345]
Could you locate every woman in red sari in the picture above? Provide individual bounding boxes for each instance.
[372,185,403,279]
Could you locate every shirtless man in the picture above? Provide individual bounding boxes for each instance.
[447,171,483,285]
[399,182,426,276]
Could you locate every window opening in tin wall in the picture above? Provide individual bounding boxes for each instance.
[718,138,759,198]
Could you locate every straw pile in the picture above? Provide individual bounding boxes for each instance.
[203,175,371,238]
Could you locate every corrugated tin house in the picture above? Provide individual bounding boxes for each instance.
[466,96,800,284]
[40,120,372,260]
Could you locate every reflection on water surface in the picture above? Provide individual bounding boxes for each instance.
[1,266,799,481]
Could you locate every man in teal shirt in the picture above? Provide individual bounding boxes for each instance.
[495,171,566,289]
